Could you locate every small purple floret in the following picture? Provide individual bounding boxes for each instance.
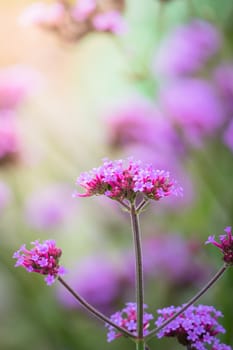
[205,227,233,265]
[105,302,153,342]
[155,304,231,350]
[13,239,65,285]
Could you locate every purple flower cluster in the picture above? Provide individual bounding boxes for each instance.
[74,158,182,202]
[155,304,231,350]
[205,227,233,265]
[13,240,66,285]
[106,302,153,342]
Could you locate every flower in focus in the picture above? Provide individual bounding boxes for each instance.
[205,226,233,265]
[106,302,153,342]
[57,256,121,312]
[25,184,76,231]
[160,78,224,145]
[74,158,182,202]
[155,304,231,350]
[223,119,233,152]
[92,11,126,35]
[13,240,66,285]
[153,20,221,77]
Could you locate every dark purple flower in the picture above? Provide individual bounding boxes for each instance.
[106,302,153,342]
[155,304,231,350]
[205,226,233,265]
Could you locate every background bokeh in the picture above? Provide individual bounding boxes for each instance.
[0,0,233,349]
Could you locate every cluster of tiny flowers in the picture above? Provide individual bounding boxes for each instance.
[75,158,182,202]
[155,304,231,350]
[13,240,66,285]
[106,302,153,342]
[205,227,233,265]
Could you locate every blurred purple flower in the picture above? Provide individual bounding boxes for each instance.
[0,65,42,111]
[0,181,11,213]
[223,119,233,152]
[214,63,233,115]
[25,184,76,231]
[153,20,221,77]
[57,256,121,312]
[0,112,20,163]
[105,97,182,155]
[19,2,65,28]
[72,0,96,21]
[92,11,127,35]
[160,78,224,145]
[124,234,209,287]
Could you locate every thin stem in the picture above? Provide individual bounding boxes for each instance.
[116,199,130,211]
[146,264,227,341]
[130,203,145,340]
[58,277,135,340]
[136,198,149,214]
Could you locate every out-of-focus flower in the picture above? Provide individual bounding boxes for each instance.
[57,256,121,312]
[13,240,66,285]
[223,119,233,152]
[0,65,41,111]
[206,226,233,265]
[0,114,20,164]
[125,234,208,287]
[19,2,65,28]
[92,11,127,35]
[106,302,153,342]
[75,158,182,202]
[105,97,181,155]
[214,63,233,115]
[160,78,224,145]
[25,184,76,231]
[0,181,11,213]
[155,304,231,350]
[153,20,221,77]
[72,0,96,21]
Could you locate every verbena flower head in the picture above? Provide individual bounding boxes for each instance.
[74,158,182,202]
[205,227,233,265]
[155,304,231,350]
[223,120,233,153]
[13,240,66,285]
[106,302,153,342]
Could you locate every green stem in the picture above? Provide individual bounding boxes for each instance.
[130,203,145,340]
[136,339,145,350]
[58,277,135,341]
[146,264,227,341]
